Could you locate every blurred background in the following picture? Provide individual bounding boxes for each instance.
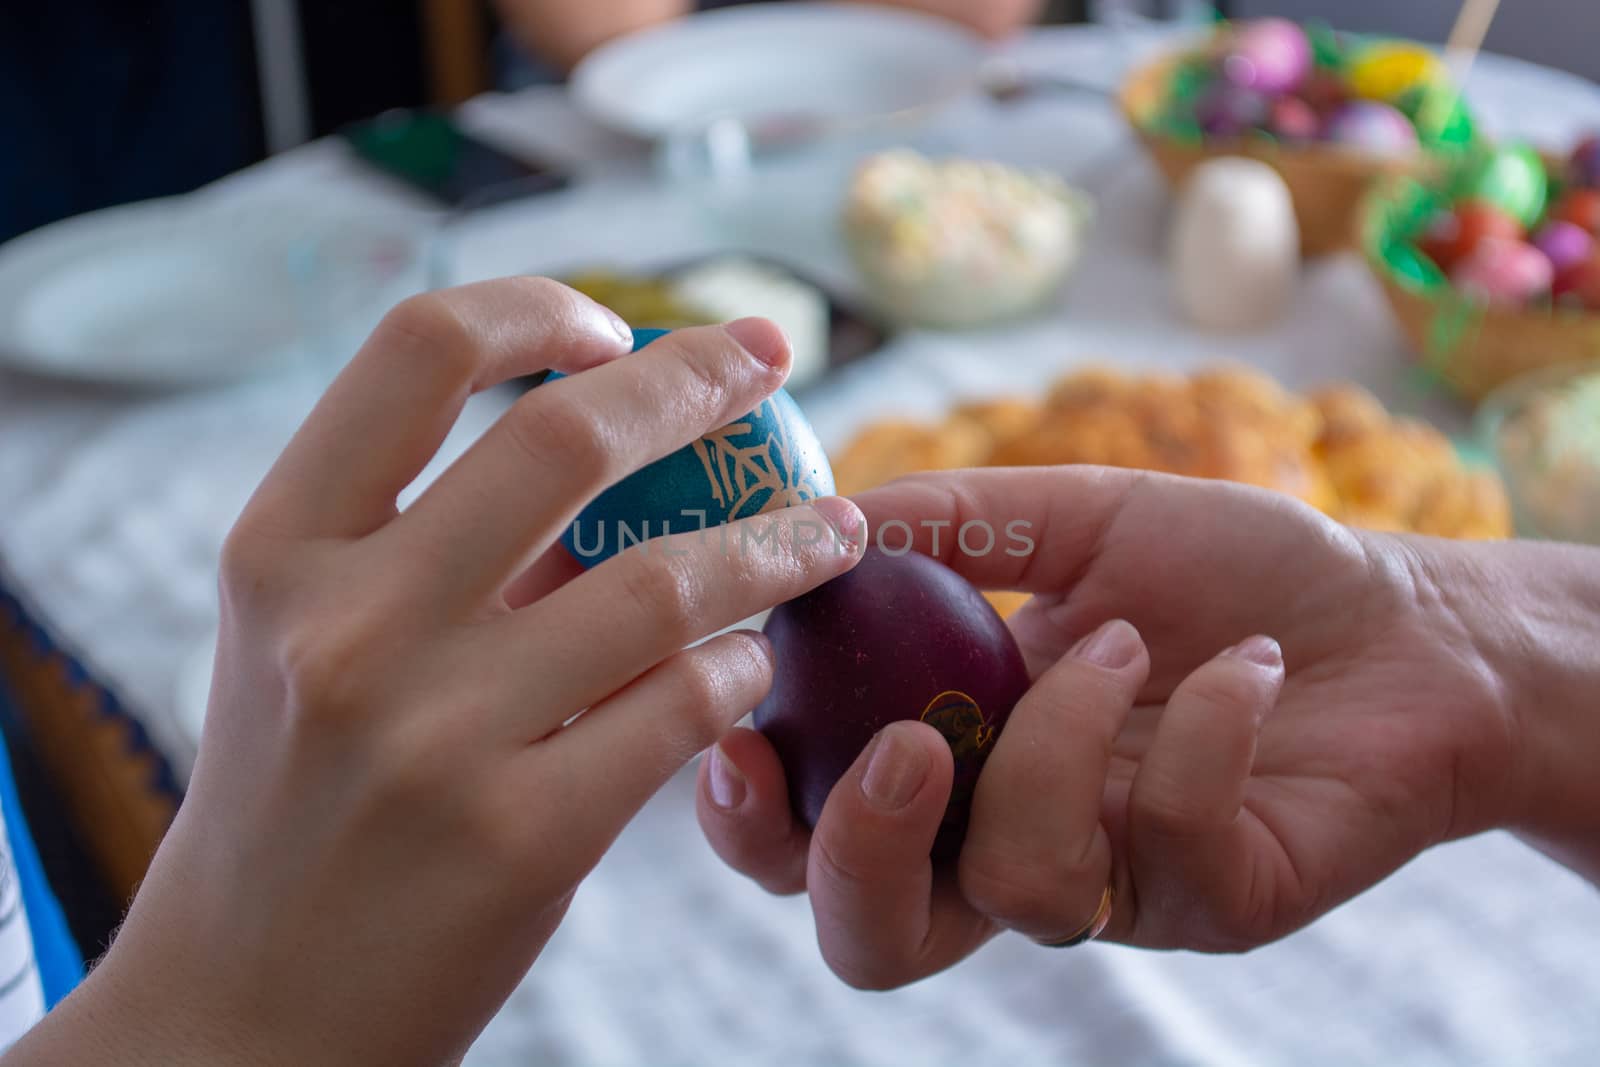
[3,2,1600,1063]
[7,1,1598,244]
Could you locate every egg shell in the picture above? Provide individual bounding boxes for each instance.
[557,329,836,567]
[1323,101,1419,158]
[1556,188,1600,238]
[754,547,1031,859]
[1347,43,1445,103]
[1171,156,1300,329]
[1554,256,1600,311]
[1466,145,1550,229]
[1532,221,1597,273]
[1222,18,1312,96]
[1417,201,1523,273]
[1269,95,1321,143]
[1450,238,1554,308]
[1195,84,1272,138]
[1570,136,1600,188]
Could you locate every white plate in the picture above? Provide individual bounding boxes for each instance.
[0,197,422,388]
[570,2,987,140]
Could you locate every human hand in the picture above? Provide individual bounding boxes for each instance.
[18,280,863,1066]
[698,466,1530,988]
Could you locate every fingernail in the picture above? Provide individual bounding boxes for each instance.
[860,726,929,812]
[724,317,791,369]
[811,496,865,556]
[600,306,633,346]
[707,744,746,810]
[1230,636,1283,670]
[1070,620,1142,670]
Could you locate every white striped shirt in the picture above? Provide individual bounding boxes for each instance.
[0,796,44,1049]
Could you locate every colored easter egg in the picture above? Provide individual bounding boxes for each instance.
[1532,221,1597,273]
[1221,18,1312,96]
[1450,238,1554,308]
[557,329,836,566]
[1269,95,1321,143]
[1570,136,1600,189]
[1323,101,1419,158]
[1347,42,1445,103]
[1417,201,1523,273]
[755,547,1031,859]
[1554,256,1600,311]
[1464,145,1549,229]
[1556,188,1600,237]
[1195,84,1272,138]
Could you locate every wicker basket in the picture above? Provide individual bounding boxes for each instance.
[1377,270,1600,404]
[1119,54,1433,258]
[1360,174,1600,404]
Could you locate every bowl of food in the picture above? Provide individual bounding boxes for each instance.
[841,150,1093,330]
[1364,136,1600,402]
[1120,19,1476,256]
[1477,361,1600,544]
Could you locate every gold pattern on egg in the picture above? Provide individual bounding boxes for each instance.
[692,399,826,518]
[919,690,995,759]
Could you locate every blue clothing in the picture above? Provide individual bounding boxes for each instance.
[0,734,82,1009]
[0,3,259,243]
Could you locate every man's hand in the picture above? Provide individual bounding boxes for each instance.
[698,467,1558,989]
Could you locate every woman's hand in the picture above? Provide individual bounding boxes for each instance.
[697,466,1580,989]
[16,280,863,1066]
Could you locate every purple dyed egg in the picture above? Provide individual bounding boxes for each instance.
[1570,136,1600,189]
[1323,101,1419,158]
[1451,238,1554,309]
[755,548,1030,860]
[1269,96,1321,143]
[1222,18,1312,96]
[1532,220,1596,273]
[1196,84,1272,138]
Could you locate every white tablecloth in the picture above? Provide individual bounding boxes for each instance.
[2,25,1598,1066]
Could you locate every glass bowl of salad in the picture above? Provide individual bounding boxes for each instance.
[841,150,1094,330]
[1478,361,1600,545]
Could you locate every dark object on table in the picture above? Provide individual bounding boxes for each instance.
[341,109,570,208]
[755,548,1031,860]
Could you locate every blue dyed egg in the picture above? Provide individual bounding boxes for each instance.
[557,329,836,567]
